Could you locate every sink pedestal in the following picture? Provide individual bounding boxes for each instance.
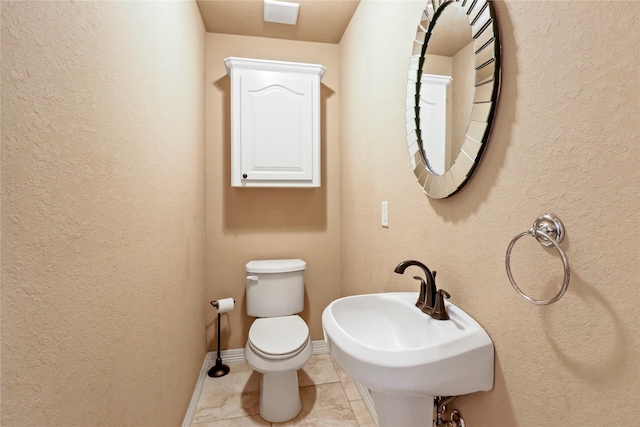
[370,391,434,427]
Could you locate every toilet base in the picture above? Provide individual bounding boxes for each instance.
[258,370,302,422]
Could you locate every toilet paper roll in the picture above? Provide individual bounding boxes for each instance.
[215,298,235,314]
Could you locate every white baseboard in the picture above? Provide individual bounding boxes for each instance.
[355,382,378,425]
[182,340,330,427]
[182,352,214,427]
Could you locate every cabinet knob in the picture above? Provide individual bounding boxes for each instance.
[242,174,248,179]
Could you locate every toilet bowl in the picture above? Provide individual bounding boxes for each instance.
[244,259,311,423]
[245,315,312,422]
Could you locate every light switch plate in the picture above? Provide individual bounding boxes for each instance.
[381,201,389,227]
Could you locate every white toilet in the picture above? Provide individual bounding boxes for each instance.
[244,259,313,423]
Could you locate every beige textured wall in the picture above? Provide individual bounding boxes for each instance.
[1,1,206,426]
[340,0,639,426]
[205,34,340,350]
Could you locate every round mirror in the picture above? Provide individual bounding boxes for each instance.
[406,0,500,198]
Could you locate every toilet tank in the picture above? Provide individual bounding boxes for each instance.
[246,259,306,317]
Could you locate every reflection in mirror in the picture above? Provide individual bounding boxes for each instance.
[406,0,500,199]
[421,3,473,175]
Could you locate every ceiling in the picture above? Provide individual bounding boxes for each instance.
[196,0,361,44]
[427,3,473,57]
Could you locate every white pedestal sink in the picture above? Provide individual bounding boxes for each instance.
[322,292,494,427]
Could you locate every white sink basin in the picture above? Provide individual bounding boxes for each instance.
[322,292,494,426]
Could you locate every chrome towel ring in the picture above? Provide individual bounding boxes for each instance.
[505,214,570,305]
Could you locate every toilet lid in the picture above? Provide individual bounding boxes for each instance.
[249,315,309,356]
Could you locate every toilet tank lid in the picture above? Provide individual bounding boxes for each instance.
[246,259,306,273]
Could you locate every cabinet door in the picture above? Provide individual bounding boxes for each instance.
[238,73,315,185]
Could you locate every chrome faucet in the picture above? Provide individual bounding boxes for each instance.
[393,260,437,314]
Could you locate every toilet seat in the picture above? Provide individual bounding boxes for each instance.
[248,315,309,360]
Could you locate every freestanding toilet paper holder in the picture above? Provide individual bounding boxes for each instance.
[208,299,235,378]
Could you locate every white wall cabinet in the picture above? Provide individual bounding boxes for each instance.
[224,57,326,187]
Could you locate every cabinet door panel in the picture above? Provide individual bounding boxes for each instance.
[240,75,313,182]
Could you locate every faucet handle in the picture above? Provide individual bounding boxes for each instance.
[412,276,427,308]
[431,289,450,320]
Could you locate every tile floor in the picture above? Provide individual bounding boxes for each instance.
[191,354,376,426]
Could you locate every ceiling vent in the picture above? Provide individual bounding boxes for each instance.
[263,0,300,25]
